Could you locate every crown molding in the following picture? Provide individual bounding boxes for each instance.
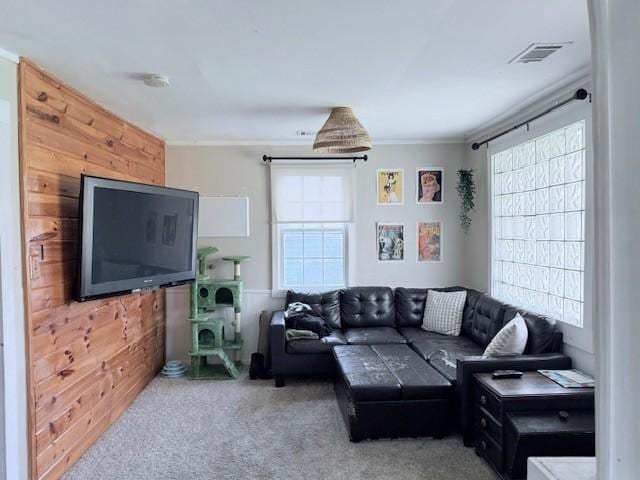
[372,138,465,145]
[0,47,19,63]
[166,137,464,147]
[465,65,592,143]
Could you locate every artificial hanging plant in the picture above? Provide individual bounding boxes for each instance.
[456,169,475,234]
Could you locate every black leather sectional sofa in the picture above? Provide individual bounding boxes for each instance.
[270,286,572,444]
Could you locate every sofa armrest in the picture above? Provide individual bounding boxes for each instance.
[270,310,287,365]
[456,353,572,446]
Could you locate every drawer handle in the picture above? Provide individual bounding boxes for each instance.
[480,394,487,405]
[480,418,487,428]
[481,440,487,451]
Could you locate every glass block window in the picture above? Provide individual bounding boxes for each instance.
[278,223,347,291]
[492,120,586,327]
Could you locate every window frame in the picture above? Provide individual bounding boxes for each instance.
[269,161,357,298]
[487,100,594,354]
[272,222,352,297]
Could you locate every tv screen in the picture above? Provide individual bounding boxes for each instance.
[77,175,199,301]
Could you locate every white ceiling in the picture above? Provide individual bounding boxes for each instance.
[0,0,590,143]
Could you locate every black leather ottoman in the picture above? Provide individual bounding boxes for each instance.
[333,344,453,441]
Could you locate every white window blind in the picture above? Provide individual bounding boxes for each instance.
[491,120,586,327]
[270,164,355,223]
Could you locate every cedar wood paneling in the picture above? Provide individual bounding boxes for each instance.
[18,60,166,480]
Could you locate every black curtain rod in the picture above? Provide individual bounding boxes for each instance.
[471,88,590,151]
[263,155,368,163]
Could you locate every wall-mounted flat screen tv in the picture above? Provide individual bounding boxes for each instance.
[77,175,199,301]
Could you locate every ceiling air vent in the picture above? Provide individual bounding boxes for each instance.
[509,42,571,64]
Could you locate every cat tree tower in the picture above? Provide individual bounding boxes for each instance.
[189,246,251,379]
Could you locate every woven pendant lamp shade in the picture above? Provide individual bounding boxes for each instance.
[313,107,372,153]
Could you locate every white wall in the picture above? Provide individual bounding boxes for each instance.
[0,53,28,480]
[165,143,467,362]
[462,81,596,375]
[589,0,640,477]
[353,144,466,287]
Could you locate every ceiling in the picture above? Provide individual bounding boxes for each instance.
[0,0,591,143]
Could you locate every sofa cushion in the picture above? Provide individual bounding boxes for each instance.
[402,328,482,385]
[333,345,402,401]
[428,353,458,384]
[395,288,428,327]
[371,344,452,399]
[461,293,505,347]
[340,287,395,328]
[286,330,346,354]
[503,305,559,354]
[400,327,483,362]
[286,290,341,328]
[344,327,407,345]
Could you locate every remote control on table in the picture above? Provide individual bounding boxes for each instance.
[491,369,523,379]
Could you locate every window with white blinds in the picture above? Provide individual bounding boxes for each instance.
[491,120,586,327]
[270,165,355,224]
[270,164,355,293]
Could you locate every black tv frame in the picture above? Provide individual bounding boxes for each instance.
[76,174,199,302]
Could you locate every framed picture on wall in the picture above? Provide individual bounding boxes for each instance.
[417,221,442,262]
[377,222,405,261]
[416,167,443,204]
[377,169,404,205]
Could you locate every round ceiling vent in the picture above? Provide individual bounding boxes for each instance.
[142,74,170,88]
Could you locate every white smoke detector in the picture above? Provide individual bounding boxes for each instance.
[142,74,170,88]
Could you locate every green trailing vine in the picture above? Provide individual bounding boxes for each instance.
[456,169,475,234]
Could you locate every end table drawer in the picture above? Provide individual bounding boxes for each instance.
[475,429,503,472]
[476,406,502,444]
[476,386,502,420]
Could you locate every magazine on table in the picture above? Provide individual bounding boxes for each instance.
[538,369,595,388]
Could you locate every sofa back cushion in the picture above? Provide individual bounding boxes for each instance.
[341,287,395,328]
[462,293,506,347]
[394,288,427,327]
[285,290,341,328]
[503,305,561,354]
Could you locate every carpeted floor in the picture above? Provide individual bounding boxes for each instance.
[63,375,497,480]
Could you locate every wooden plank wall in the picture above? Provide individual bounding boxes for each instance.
[18,60,166,480]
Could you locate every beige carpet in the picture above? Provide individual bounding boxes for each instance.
[63,375,497,480]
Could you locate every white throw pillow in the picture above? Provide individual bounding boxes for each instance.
[422,290,467,336]
[483,313,529,357]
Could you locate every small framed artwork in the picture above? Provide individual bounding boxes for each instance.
[417,221,442,262]
[377,222,405,262]
[416,167,443,204]
[377,169,404,205]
